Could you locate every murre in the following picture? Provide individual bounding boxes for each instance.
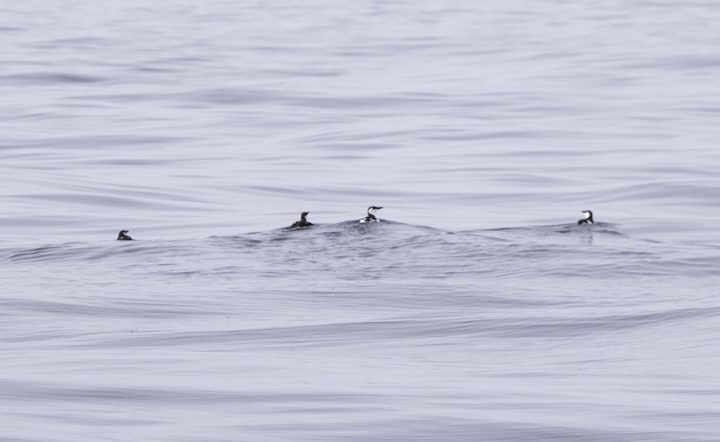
[360,206,383,223]
[577,210,594,225]
[117,230,133,240]
[290,212,313,228]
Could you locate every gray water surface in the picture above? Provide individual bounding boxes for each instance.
[2,1,720,441]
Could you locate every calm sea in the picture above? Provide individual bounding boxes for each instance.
[2,1,719,441]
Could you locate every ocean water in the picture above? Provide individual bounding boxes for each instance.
[2,1,720,440]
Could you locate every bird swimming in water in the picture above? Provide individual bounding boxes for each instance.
[117,230,133,240]
[360,206,383,223]
[290,212,313,228]
[577,210,594,225]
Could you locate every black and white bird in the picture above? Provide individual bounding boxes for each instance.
[290,212,313,228]
[360,206,383,223]
[117,230,133,240]
[577,210,594,225]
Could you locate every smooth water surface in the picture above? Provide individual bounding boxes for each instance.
[2,1,720,440]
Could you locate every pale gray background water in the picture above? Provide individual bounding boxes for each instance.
[1,1,719,441]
